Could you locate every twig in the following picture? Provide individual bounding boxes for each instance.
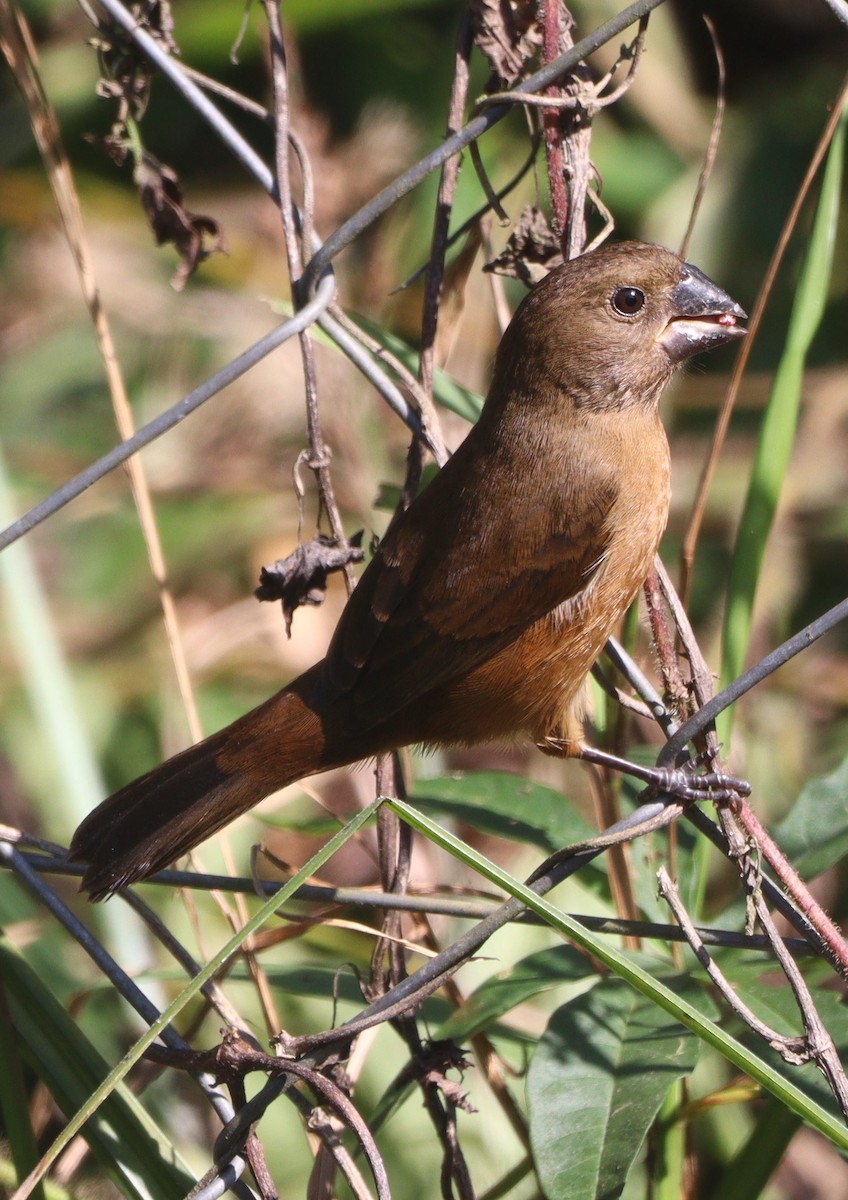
[416,10,473,472]
[0,0,203,741]
[7,848,823,955]
[642,566,690,724]
[262,0,350,584]
[396,135,541,294]
[679,70,848,604]
[679,16,725,261]
[542,0,570,242]
[661,859,848,1121]
[658,868,809,1054]
[0,272,336,551]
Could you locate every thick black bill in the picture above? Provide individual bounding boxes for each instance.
[659,262,747,364]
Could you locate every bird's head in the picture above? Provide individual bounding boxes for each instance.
[491,240,746,415]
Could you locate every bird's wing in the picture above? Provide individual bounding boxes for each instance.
[319,435,618,730]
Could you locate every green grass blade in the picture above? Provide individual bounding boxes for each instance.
[0,445,153,975]
[389,798,848,1151]
[720,99,847,740]
[0,939,194,1200]
[12,797,383,1199]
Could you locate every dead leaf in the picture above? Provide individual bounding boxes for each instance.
[484,204,563,284]
[471,0,544,86]
[134,152,227,289]
[256,532,365,636]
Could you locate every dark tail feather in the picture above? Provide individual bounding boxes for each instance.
[70,671,326,899]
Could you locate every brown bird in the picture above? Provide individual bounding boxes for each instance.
[70,241,745,899]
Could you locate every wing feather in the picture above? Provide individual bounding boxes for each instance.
[318,424,618,730]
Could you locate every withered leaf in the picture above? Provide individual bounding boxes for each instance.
[471,0,543,86]
[134,152,227,290]
[256,532,365,637]
[91,1,178,123]
[484,204,563,284]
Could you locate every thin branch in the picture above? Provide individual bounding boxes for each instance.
[0,272,336,551]
[679,15,725,261]
[262,0,349,576]
[6,848,821,955]
[659,594,848,768]
[416,10,473,466]
[0,0,203,740]
[658,868,809,1055]
[679,70,848,604]
[301,0,671,295]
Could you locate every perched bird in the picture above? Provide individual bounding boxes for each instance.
[70,241,746,898]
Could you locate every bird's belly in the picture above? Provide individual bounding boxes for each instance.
[406,506,666,751]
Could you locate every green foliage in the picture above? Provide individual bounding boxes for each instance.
[721,99,848,735]
[3,0,848,1198]
[527,975,701,1200]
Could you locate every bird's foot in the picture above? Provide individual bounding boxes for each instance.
[566,742,751,806]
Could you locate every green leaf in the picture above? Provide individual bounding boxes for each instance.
[349,314,485,422]
[390,798,848,1151]
[15,798,383,1197]
[0,939,194,1200]
[409,771,597,855]
[771,752,848,878]
[719,952,848,1118]
[721,98,847,738]
[437,946,597,1042]
[527,974,700,1200]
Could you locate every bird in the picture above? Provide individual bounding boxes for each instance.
[70,240,746,899]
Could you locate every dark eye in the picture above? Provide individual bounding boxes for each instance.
[611,286,646,317]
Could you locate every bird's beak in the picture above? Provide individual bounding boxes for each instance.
[659,263,747,364]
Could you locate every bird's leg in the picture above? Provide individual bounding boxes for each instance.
[540,736,751,805]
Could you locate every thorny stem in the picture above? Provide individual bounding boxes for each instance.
[417,9,474,464]
[543,0,570,242]
[642,566,690,724]
[732,802,848,980]
[658,869,810,1056]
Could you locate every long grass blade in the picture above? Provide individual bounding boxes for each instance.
[720,98,847,742]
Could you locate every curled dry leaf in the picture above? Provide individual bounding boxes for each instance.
[256,532,365,637]
[134,152,227,290]
[484,203,563,284]
[470,0,543,86]
[91,0,178,122]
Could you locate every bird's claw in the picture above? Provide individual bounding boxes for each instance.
[648,764,751,805]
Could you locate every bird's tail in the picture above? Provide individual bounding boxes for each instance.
[70,666,328,899]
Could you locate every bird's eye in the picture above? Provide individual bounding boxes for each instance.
[611,286,646,317]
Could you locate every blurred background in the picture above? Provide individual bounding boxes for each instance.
[2,0,848,1196]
